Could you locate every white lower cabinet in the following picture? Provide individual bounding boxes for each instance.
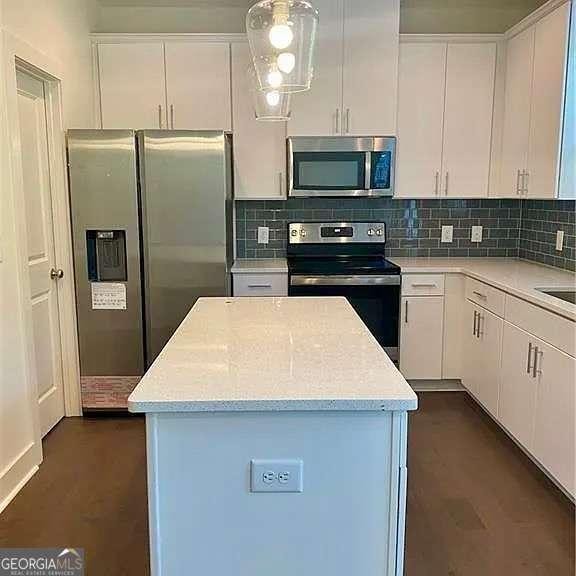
[530,333,575,495]
[400,296,444,380]
[462,301,503,418]
[499,320,575,496]
[233,272,288,297]
[499,322,541,451]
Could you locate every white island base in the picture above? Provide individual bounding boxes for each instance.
[129,297,417,576]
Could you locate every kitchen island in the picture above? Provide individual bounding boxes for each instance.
[129,297,417,576]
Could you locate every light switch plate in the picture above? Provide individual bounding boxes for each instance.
[257,226,270,245]
[251,459,303,493]
[441,225,453,243]
[556,230,564,251]
[471,226,483,243]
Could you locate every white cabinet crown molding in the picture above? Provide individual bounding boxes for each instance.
[400,33,504,43]
[90,33,247,44]
[504,0,571,40]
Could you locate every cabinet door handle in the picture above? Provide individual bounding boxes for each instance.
[278,172,284,197]
[473,310,478,336]
[248,284,272,289]
[345,108,350,134]
[404,300,409,324]
[532,346,541,378]
[477,313,484,338]
[473,291,487,300]
[158,104,163,129]
[434,171,440,196]
[444,171,449,196]
[411,283,437,288]
[335,109,340,134]
[170,104,174,129]
[526,342,533,374]
[522,170,529,196]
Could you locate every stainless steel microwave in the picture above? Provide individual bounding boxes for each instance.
[288,136,396,197]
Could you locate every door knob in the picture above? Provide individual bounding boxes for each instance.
[50,268,64,280]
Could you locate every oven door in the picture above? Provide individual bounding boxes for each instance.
[289,275,401,361]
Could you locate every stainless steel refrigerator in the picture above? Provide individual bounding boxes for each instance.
[67,130,233,410]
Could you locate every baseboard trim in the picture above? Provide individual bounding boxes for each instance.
[0,464,39,515]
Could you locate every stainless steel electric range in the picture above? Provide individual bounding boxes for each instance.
[287,222,401,362]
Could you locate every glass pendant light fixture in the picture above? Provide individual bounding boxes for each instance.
[246,0,319,93]
[249,65,291,121]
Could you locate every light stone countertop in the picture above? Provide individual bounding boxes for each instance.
[231,259,288,274]
[128,297,417,413]
[392,258,576,320]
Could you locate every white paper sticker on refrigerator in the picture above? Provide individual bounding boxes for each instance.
[91,282,127,310]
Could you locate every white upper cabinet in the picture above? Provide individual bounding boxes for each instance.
[442,43,496,198]
[396,43,447,198]
[341,0,399,136]
[98,41,232,130]
[231,43,287,200]
[500,27,535,198]
[164,43,231,130]
[527,2,571,198]
[288,0,343,136]
[396,40,496,198]
[288,0,400,137]
[499,1,571,198]
[98,43,167,129]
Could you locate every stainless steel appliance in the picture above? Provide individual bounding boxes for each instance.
[67,130,233,410]
[287,222,401,361]
[288,136,396,197]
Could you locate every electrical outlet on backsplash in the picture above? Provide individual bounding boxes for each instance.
[235,198,575,272]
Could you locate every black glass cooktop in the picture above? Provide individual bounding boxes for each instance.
[288,256,400,276]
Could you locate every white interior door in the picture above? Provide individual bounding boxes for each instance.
[16,70,65,437]
[396,42,447,198]
[441,43,496,197]
[165,42,232,130]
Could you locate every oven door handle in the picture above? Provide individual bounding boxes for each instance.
[290,275,401,286]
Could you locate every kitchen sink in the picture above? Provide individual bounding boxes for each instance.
[537,289,576,304]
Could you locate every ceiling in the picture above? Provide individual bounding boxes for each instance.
[94,0,550,34]
[97,0,254,5]
[97,0,547,7]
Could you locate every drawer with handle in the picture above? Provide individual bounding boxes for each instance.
[465,277,505,317]
[402,274,445,296]
[233,273,288,297]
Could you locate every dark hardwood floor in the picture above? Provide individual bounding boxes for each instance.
[0,393,573,575]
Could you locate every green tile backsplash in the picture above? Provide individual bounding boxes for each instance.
[235,198,575,271]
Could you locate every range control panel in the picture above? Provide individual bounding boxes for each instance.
[288,222,386,244]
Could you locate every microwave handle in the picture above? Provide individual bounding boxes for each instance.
[364,152,372,190]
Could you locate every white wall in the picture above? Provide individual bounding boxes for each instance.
[95,5,247,33]
[0,0,95,512]
[1,0,96,127]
